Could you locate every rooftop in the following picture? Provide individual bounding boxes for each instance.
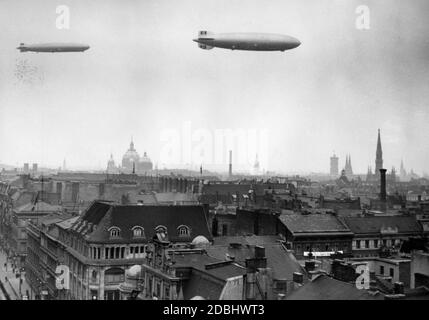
[343,216,423,235]
[279,212,352,236]
[286,274,384,300]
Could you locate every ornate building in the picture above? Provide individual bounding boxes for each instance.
[375,129,383,179]
[366,129,397,184]
[344,154,353,178]
[114,139,153,174]
[122,139,140,172]
[107,154,119,174]
[330,153,339,177]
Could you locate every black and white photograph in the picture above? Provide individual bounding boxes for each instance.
[0,0,429,308]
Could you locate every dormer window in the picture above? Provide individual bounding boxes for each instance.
[132,226,144,238]
[155,225,167,234]
[177,225,190,237]
[109,226,121,238]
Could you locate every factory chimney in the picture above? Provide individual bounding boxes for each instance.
[380,168,387,202]
[228,150,232,178]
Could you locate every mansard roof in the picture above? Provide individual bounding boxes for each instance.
[71,201,212,243]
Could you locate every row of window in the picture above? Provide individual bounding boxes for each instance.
[354,239,401,249]
[295,243,347,253]
[145,273,172,300]
[108,225,191,239]
[89,245,147,260]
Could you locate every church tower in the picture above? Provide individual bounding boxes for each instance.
[330,153,339,176]
[375,129,383,178]
[344,154,353,178]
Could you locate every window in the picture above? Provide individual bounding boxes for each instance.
[380,266,385,275]
[164,284,170,300]
[155,225,167,233]
[104,290,120,300]
[222,224,228,236]
[389,268,394,277]
[104,268,125,284]
[156,281,161,298]
[177,225,190,237]
[132,226,144,238]
[356,240,361,249]
[374,240,379,248]
[155,225,168,241]
[109,227,121,238]
[91,270,97,283]
[365,240,369,249]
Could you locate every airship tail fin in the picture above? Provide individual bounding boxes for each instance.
[198,43,213,50]
[17,43,28,52]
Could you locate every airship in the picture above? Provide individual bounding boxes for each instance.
[193,31,301,51]
[17,42,90,53]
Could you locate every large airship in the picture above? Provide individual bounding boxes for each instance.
[17,42,90,53]
[193,31,301,51]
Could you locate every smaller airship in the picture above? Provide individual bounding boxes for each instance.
[193,31,301,52]
[17,42,90,53]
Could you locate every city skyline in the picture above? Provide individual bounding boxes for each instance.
[1,0,429,174]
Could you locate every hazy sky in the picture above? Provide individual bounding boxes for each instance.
[1,0,428,174]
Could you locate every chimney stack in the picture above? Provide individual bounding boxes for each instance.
[228,150,232,178]
[394,282,404,295]
[304,260,316,272]
[379,168,387,202]
[293,272,303,284]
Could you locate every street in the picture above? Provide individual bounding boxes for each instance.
[0,247,32,300]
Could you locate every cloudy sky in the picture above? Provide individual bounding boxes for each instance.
[0,0,428,174]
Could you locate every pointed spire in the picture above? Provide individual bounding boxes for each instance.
[130,136,135,151]
[377,129,382,154]
[375,129,383,174]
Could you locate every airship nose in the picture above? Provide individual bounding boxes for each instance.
[292,38,301,48]
[192,39,199,43]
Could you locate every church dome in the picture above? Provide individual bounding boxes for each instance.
[191,235,210,247]
[140,151,152,163]
[122,140,140,172]
[123,141,140,161]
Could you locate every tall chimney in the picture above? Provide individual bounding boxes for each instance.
[380,168,387,202]
[228,150,232,178]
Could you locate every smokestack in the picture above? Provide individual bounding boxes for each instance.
[293,272,303,284]
[228,150,232,178]
[394,282,404,295]
[380,168,387,202]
